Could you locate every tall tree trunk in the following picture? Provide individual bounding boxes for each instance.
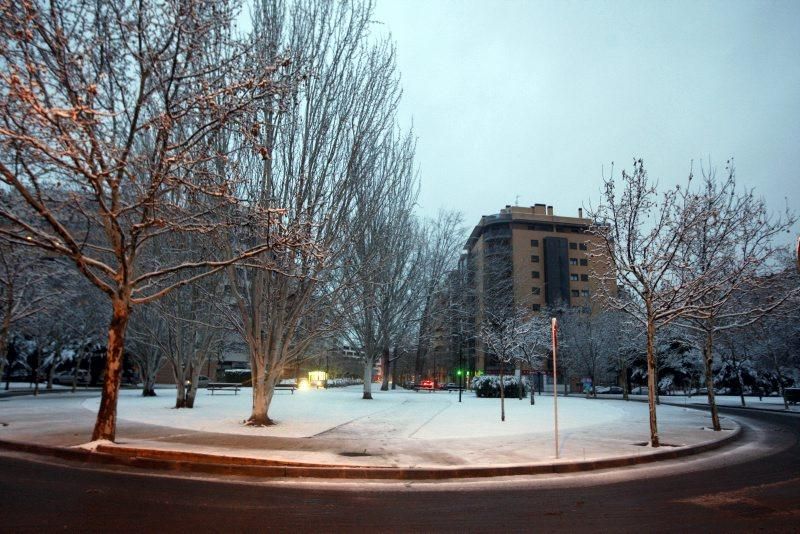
[703,331,721,431]
[391,354,398,390]
[248,357,272,425]
[499,360,506,422]
[362,358,373,400]
[185,365,201,409]
[91,297,130,442]
[622,360,629,401]
[380,346,390,391]
[262,369,281,419]
[645,313,660,447]
[0,311,10,391]
[32,349,40,396]
[71,346,84,393]
[735,363,746,408]
[142,374,157,397]
[530,375,535,405]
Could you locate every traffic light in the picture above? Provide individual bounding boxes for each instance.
[456,369,463,376]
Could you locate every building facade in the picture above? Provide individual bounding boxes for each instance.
[461,204,614,374]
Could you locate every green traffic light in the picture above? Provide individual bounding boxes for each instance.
[456,370,462,376]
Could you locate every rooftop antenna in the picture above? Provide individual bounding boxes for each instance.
[514,194,520,205]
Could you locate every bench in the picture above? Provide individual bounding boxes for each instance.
[208,382,241,395]
[275,383,295,394]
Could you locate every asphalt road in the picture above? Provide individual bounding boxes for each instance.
[1,406,798,533]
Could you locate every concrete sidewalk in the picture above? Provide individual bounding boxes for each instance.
[0,390,743,479]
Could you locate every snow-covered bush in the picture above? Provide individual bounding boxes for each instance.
[223,369,252,384]
[471,375,527,398]
[325,377,363,388]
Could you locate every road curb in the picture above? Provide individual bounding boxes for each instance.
[0,422,741,480]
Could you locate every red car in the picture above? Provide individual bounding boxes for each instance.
[418,379,436,391]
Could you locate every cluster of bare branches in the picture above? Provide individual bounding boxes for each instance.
[0,0,314,440]
[588,158,797,446]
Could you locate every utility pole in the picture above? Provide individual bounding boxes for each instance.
[552,317,559,459]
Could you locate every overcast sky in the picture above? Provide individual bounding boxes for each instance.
[372,0,800,243]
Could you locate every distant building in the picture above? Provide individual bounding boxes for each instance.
[460,204,614,374]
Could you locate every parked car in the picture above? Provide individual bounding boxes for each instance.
[608,386,623,394]
[52,369,89,385]
[440,382,460,391]
[196,375,210,388]
[595,386,610,394]
[418,379,436,391]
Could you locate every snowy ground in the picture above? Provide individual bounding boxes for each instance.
[0,385,741,467]
[2,382,74,390]
[622,393,798,412]
[87,386,646,440]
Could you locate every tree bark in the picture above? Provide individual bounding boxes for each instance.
[91,297,130,442]
[380,346,390,391]
[499,361,506,422]
[362,358,373,400]
[736,364,746,408]
[391,355,398,390]
[703,331,721,431]
[645,312,660,447]
[247,358,273,425]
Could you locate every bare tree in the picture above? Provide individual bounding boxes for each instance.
[514,312,550,404]
[221,0,413,421]
[479,306,536,420]
[413,210,465,382]
[127,304,167,397]
[560,303,621,397]
[344,144,418,400]
[588,159,712,447]
[0,245,53,388]
[675,162,798,430]
[0,0,304,441]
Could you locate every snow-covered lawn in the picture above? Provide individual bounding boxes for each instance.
[84,386,628,439]
[2,382,73,390]
[627,393,798,412]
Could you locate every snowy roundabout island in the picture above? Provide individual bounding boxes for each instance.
[82,386,738,468]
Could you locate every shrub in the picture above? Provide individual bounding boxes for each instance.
[472,375,528,398]
[223,369,252,384]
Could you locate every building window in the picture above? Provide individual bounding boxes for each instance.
[532,303,541,311]
[581,289,590,297]
[581,274,589,281]
[580,258,588,266]
[579,243,587,251]
[531,286,541,295]
[569,258,578,266]
[571,290,580,297]
[570,274,579,281]
[532,271,540,279]
[569,242,577,250]
[531,239,539,247]
[531,255,540,263]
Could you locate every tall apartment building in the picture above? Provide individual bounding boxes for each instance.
[460,204,613,373]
